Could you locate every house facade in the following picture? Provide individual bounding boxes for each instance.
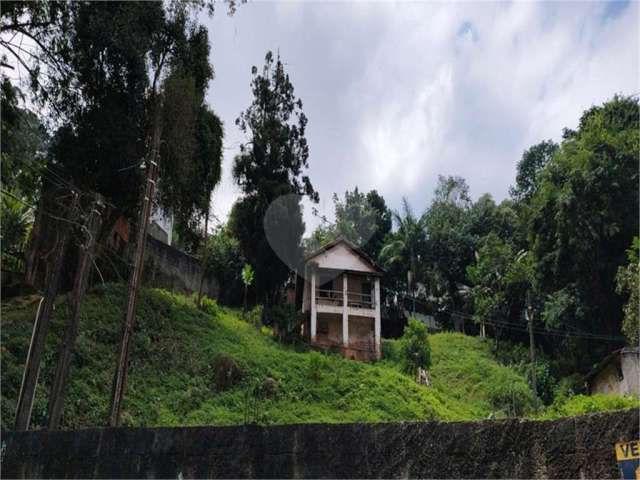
[584,347,639,396]
[300,239,383,361]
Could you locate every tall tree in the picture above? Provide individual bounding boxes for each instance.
[380,197,426,295]
[305,188,391,259]
[510,140,559,203]
[529,95,639,368]
[422,176,474,311]
[616,237,640,346]
[231,51,317,305]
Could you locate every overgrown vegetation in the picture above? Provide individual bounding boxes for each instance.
[3,285,635,430]
[398,318,431,374]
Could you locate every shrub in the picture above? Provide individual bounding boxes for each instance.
[487,378,534,416]
[381,338,401,362]
[307,351,329,382]
[243,305,263,328]
[200,296,221,317]
[263,303,299,341]
[211,353,244,392]
[493,340,558,405]
[399,318,431,374]
[541,393,640,419]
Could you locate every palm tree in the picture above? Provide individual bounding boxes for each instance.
[379,197,426,313]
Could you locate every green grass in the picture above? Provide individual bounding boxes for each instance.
[536,393,640,420]
[1,284,635,429]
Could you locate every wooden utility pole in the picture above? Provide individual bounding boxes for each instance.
[15,193,79,431]
[46,195,103,429]
[196,209,209,308]
[526,291,537,396]
[108,96,162,427]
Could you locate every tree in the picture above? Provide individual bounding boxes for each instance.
[510,140,558,202]
[333,188,378,250]
[231,51,317,306]
[4,2,224,238]
[529,96,638,368]
[204,226,245,306]
[421,176,474,313]
[0,79,48,202]
[363,190,392,259]
[399,318,431,375]
[380,197,426,298]
[467,233,534,342]
[305,188,391,259]
[616,237,639,346]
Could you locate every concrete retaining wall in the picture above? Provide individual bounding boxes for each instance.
[2,410,637,478]
[143,236,218,300]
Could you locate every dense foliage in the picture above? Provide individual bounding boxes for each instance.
[616,237,640,345]
[307,95,638,379]
[399,318,432,374]
[10,285,629,428]
[230,51,317,306]
[1,1,224,250]
[306,188,392,260]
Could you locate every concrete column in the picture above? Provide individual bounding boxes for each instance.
[374,277,381,358]
[310,269,317,342]
[342,272,348,347]
[302,264,308,313]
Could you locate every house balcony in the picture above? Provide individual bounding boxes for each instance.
[315,289,376,317]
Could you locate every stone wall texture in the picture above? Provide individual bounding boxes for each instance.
[2,410,638,479]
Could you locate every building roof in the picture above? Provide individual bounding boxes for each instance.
[304,237,385,275]
[584,347,640,384]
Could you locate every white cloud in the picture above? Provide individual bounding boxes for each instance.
[204,1,639,230]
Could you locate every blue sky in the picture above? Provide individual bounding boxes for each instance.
[202,1,638,233]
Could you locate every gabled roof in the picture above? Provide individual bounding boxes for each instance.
[304,237,385,274]
[584,347,639,383]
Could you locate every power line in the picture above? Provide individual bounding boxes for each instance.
[382,286,625,343]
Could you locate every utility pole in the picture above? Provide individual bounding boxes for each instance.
[15,192,79,431]
[108,94,162,427]
[46,195,103,429]
[526,290,537,397]
[196,208,209,308]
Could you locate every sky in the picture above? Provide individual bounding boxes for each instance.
[202,0,639,234]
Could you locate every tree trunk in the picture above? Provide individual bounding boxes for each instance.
[46,196,103,429]
[196,209,209,308]
[14,193,79,431]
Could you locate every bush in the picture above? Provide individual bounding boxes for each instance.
[399,318,431,374]
[242,305,263,328]
[381,339,401,362]
[263,303,299,341]
[487,377,534,416]
[541,393,640,419]
[306,351,330,382]
[199,296,221,317]
[211,353,244,392]
[493,340,558,405]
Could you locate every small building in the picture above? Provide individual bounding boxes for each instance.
[300,238,383,362]
[584,347,640,396]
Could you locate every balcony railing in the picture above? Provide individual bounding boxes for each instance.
[316,289,343,306]
[315,289,374,309]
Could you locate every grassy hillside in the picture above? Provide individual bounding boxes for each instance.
[1,284,635,429]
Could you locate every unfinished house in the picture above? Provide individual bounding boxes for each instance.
[300,238,384,361]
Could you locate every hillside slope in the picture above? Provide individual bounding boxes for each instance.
[0,284,630,429]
